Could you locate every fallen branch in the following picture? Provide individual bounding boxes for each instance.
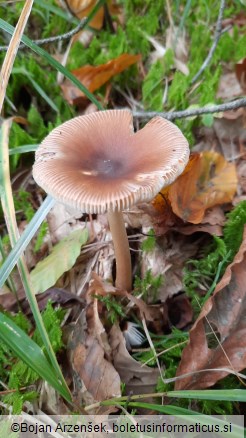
[0,19,86,51]
[191,0,226,84]
[133,97,246,120]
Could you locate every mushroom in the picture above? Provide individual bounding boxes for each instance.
[33,110,189,291]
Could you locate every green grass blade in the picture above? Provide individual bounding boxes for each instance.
[0,237,16,294]
[11,67,59,112]
[128,402,244,438]
[166,389,246,402]
[0,312,71,402]
[0,119,71,402]
[28,76,59,112]
[34,0,79,24]
[0,1,105,110]
[8,144,38,155]
[114,402,243,438]
[99,388,246,408]
[0,195,55,288]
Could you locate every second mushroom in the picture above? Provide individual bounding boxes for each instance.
[33,110,190,291]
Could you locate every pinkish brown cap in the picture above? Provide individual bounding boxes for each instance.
[33,110,190,214]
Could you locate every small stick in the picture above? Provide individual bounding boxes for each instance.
[133,97,246,120]
[191,0,226,84]
[0,20,86,51]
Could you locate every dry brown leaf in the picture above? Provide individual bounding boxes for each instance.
[64,0,120,30]
[237,161,246,194]
[141,303,169,335]
[61,53,141,105]
[109,324,160,395]
[153,152,237,224]
[222,12,246,28]
[47,202,84,243]
[177,206,225,236]
[152,154,199,213]
[235,58,246,92]
[175,227,246,390]
[147,200,183,236]
[216,72,244,100]
[68,298,121,405]
[169,151,237,223]
[0,287,84,314]
[213,114,246,161]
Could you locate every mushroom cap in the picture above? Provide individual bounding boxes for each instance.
[33,110,190,214]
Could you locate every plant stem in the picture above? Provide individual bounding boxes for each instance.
[107,211,132,291]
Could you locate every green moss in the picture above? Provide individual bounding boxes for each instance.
[184,201,246,313]
[1,303,65,413]
[224,200,246,262]
[95,295,125,325]
[143,50,174,111]
[168,72,190,109]
[134,269,163,303]
[141,229,156,253]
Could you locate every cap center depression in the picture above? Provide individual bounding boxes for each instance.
[80,153,125,179]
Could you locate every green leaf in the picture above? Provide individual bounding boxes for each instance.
[201,113,214,127]
[0,195,55,288]
[0,312,71,402]
[30,228,89,293]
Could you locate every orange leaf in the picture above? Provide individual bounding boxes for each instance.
[153,152,237,224]
[65,0,120,30]
[152,154,200,213]
[61,53,141,105]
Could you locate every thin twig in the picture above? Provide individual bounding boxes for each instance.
[191,0,226,84]
[133,97,246,120]
[0,19,86,51]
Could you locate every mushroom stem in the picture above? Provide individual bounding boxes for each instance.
[107,210,132,291]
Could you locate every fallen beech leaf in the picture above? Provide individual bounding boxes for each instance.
[0,287,84,314]
[222,12,246,28]
[152,154,199,213]
[140,304,169,335]
[61,53,141,105]
[177,206,225,236]
[153,152,237,224]
[68,301,121,405]
[110,324,160,395]
[65,0,120,30]
[216,72,244,100]
[175,227,246,390]
[213,115,246,161]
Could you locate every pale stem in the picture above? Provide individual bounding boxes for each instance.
[107,210,132,291]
